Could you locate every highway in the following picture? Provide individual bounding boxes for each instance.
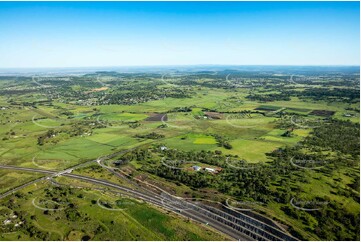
[0,164,297,241]
[96,158,297,241]
[0,176,47,199]
[0,165,251,240]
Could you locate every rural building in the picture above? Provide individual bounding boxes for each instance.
[113,160,126,166]
[192,165,201,171]
[205,167,216,173]
[204,167,222,174]
[3,219,11,225]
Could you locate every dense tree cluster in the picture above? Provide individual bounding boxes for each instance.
[295,88,360,102]
[246,93,291,102]
[302,119,360,158]
[135,132,165,140]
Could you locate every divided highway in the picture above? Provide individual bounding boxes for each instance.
[0,164,297,241]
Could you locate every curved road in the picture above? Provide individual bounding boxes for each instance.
[0,165,251,240]
[0,165,297,241]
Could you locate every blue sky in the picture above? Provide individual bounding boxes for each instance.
[0,1,359,68]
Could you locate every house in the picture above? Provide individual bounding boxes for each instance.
[113,160,126,166]
[3,219,11,225]
[205,167,216,173]
[192,165,201,171]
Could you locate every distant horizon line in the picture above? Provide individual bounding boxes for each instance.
[1,64,360,70]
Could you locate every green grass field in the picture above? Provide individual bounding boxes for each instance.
[0,74,359,241]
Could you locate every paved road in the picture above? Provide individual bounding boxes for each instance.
[97,153,297,241]
[0,176,47,199]
[0,164,297,241]
[0,165,252,240]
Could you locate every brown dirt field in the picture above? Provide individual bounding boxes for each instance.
[204,112,222,119]
[85,87,109,94]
